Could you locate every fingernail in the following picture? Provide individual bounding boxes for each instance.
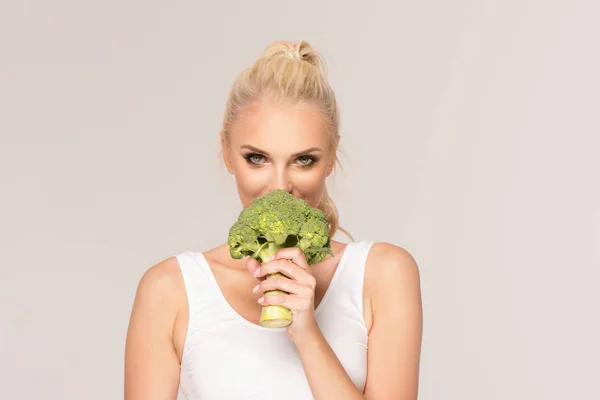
[253,267,260,277]
[252,284,258,293]
[257,297,264,304]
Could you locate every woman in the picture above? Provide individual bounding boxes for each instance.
[124,40,423,400]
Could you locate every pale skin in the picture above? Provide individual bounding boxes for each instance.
[124,97,423,399]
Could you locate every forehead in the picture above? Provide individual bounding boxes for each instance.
[230,101,328,152]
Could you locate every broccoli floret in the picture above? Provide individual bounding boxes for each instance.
[227,189,334,265]
[227,220,260,259]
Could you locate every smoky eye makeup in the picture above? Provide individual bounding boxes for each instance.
[296,154,319,166]
[242,153,266,165]
[241,152,319,167]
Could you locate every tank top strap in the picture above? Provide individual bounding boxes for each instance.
[175,250,217,295]
[321,239,375,319]
[174,250,224,336]
[349,239,375,311]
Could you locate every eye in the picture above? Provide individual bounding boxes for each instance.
[297,155,317,167]
[243,153,266,165]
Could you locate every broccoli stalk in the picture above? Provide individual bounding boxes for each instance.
[227,189,334,328]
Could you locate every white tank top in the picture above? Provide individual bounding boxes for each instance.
[175,239,374,400]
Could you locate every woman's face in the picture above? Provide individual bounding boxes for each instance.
[222,100,336,209]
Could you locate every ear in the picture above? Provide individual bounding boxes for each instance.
[221,137,235,174]
[326,158,336,177]
[326,138,340,177]
[326,164,334,177]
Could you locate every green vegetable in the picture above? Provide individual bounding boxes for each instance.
[227,189,334,328]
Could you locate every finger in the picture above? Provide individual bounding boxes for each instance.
[245,256,260,277]
[254,275,313,296]
[272,247,309,269]
[258,293,313,312]
[255,259,315,285]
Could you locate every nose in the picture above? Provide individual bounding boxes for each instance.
[272,168,293,193]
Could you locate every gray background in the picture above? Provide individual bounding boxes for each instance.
[1,1,598,399]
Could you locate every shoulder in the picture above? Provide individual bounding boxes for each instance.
[131,256,187,320]
[364,241,421,303]
[366,241,420,280]
[137,256,184,294]
[361,243,423,397]
[125,257,187,396]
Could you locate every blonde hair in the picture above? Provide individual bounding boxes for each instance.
[219,40,354,241]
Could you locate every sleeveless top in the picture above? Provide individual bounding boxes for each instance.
[175,239,375,400]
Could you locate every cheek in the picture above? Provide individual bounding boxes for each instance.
[293,168,326,189]
[231,160,282,208]
[232,161,265,192]
[294,167,330,206]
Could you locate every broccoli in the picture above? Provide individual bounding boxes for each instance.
[227,189,335,328]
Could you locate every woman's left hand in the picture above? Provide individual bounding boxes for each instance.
[246,247,320,342]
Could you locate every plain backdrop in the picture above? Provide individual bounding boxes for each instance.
[1,1,598,399]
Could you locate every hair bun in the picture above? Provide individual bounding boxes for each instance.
[260,40,327,76]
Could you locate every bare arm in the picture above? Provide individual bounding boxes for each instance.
[363,243,423,399]
[285,243,423,400]
[124,258,182,400]
[294,328,366,399]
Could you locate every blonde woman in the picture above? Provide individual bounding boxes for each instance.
[125,40,423,400]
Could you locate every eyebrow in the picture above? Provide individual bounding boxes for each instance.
[240,145,322,157]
